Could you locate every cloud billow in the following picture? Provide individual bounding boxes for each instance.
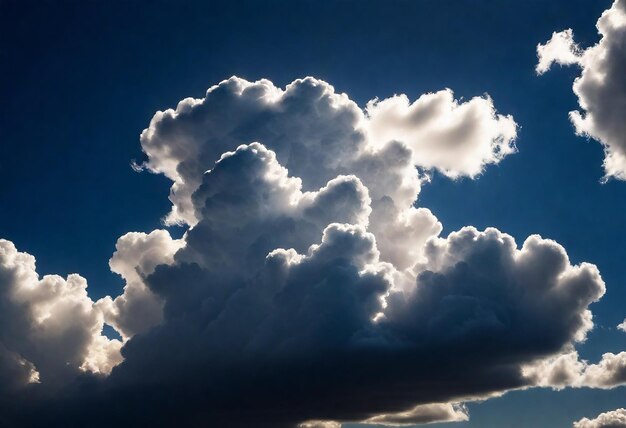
[537,0,626,180]
[0,77,621,427]
[574,408,626,428]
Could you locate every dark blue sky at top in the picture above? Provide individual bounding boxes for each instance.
[1,1,625,426]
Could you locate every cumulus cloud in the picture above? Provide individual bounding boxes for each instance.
[536,29,582,74]
[523,350,588,389]
[574,408,626,428]
[0,76,621,427]
[366,90,518,178]
[580,352,626,388]
[0,239,121,389]
[619,319,626,332]
[524,349,626,392]
[537,0,626,180]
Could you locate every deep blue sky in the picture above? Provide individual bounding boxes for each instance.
[1,1,625,426]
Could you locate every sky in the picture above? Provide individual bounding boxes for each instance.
[1,0,626,427]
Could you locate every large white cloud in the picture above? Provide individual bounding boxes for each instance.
[537,0,626,180]
[574,408,626,428]
[0,76,622,427]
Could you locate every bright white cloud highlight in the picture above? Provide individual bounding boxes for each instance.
[524,350,626,390]
[366,90,518,178]
[536,29,582,74]
[537,0,626,180]
[574,408,626,428]
[0,239,122,387]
